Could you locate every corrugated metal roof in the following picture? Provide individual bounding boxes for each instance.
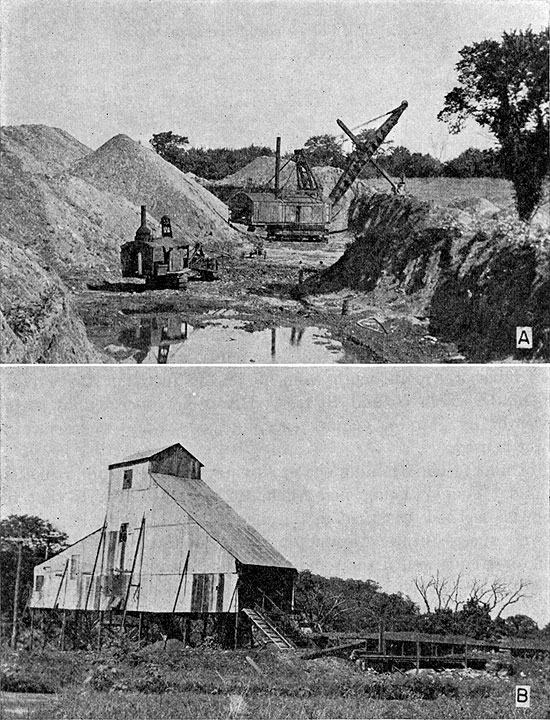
[109,443,203,470]
[152,473,295,570]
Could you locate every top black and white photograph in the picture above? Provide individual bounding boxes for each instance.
[0,0,548,364]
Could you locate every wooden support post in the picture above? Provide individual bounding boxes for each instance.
[97,611,103,652]
[416,641,420,674]
[138,612,143,645]
[60,609,67,650]
[10,540,23,648]
[29,608,35,651]
[234,611,239,650]
[85,520,106,612]
[122,516,146,630]
[53,559,69,609]
[464,642,468,669]
[183,616,191,646]
[164,549,190,651]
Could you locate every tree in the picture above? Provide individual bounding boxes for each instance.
[150,134,274,180]
[295,571,420,634]
[500,614,539,637]
[303,134,347,168]
[414,572,532,639]
[150,131,189,167]
[438,28,549,219]
[381,146,442,178]
[0,515,68,623]
[443,147,503,178]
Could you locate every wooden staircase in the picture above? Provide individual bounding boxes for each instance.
[242,608,295,651]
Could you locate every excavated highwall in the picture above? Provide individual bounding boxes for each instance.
[0,236,101,363]
[305,193,549,361]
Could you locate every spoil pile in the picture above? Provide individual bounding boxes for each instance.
[1,129,143,280]
[213,156,296,189]
[303,192,550,360]
[1,124,91,174]
[71,134,239,249]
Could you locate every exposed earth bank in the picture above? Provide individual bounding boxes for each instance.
[303,193,549,362]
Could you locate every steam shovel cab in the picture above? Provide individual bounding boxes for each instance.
[230,192,330,243]
[120,206,191,289]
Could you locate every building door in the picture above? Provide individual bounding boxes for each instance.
[191,574,215,613]
[216,574,225,613]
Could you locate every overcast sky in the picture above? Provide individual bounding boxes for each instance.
[1,366,548,625]
[1,0,547,159]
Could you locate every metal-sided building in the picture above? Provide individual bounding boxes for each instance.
[30,443,296,646]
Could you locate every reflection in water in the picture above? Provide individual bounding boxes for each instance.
[289,327,305,346]
[119,316,189,364]
[115,316,351,364]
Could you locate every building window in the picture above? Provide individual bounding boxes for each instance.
[70,555,80,579]
[35,575,44,591]
[119,523,128,571]
[119,523,128,543]
[123,469,133,489]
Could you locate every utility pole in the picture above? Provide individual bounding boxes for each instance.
[11,540,23,648]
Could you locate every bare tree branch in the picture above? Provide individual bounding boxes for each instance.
[414,576,433,613]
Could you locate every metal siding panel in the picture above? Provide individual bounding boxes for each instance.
[30,528,104,610]
[152,474,294,569]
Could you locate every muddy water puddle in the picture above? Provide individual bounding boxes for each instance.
[101,315,357,364]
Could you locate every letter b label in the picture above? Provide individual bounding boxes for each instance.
[516,685,530,707]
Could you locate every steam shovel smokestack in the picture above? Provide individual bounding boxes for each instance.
[275,137,281,198]
[135,204,152,242]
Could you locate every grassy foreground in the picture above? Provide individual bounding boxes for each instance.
[1,643,549,719]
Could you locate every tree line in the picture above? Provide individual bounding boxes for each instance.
[295,570,548,642]
[150,132,505,182]
[152,28,548,221]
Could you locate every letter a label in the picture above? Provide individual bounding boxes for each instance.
[516,327,533,349]
[516,685,530,707]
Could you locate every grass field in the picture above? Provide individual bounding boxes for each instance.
[366,177,516,210]
[1,644,549,719]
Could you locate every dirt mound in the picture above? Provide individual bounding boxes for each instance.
[213,156,365,199]
[304,192,550,361]
[0,236,100,363]
[0,141,142,282]
[214,156,296,189]
[1,124,91,174]
[71,134,238,248]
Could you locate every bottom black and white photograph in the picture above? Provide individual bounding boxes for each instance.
[0,366,548,719]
